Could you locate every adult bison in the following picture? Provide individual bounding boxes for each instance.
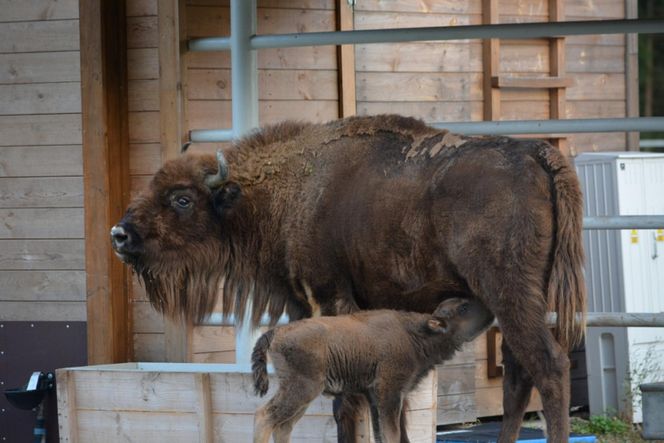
[111,115,585,443]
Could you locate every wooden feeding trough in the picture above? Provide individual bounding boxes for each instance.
[56,363,437,443]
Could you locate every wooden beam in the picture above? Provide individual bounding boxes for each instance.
[625,0,639,151]
[80,0,131,364]
[549,0,569,155]
[159,0,193,363]
[482,0,500,121]
[336,0,356,117]
[491,75,573,89]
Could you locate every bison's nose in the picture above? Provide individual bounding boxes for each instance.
[111,224,131,250]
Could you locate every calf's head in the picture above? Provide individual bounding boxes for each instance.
[111,151,241,321]
[427,297,494,342]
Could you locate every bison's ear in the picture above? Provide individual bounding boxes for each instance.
[212,182,241,216]
[427,318,448,334]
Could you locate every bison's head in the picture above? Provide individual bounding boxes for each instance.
[428,297,494,342]
[111,151,241,321]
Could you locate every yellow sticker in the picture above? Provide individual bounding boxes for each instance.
[657,229,664,242]
[631,229,639,244]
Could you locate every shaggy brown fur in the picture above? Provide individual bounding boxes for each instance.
[112,115,586,443]
[251,297,494,443]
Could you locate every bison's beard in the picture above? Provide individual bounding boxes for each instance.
[131,242,226,323]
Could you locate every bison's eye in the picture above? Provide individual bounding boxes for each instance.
[458,303,469,315]
[170,192,194,211]
[175,196,192,208]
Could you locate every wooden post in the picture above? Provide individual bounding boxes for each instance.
[80,0,132,364]
[625,0,640,151]
[159,0,193,362]
[55,369,79,442]
[549,0,569,155]
[482,0,500,121]
[336,0,356,118]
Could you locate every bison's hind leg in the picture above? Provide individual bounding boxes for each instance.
[254,375,323,443]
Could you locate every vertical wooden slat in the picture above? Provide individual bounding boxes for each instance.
[548,0,569,155]
[56,369,79,442]
[336,0,356,117]
[195,373,213,443]
[482,0,500,121]
[159,0,193,362]
[80,0,131,364]
[625,0,639,151]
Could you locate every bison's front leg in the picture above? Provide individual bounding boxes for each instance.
[333,394,366,443]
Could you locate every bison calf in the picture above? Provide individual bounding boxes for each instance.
[251,297,493,443]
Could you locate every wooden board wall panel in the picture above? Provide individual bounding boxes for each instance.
[191,351,235,364]
[0,82,81,115]
[127,0,159,17]
[127,16,159,49]
[188,47,338,70]
[129,79,160,111]
[133,301,166,334]
[355,11,480,29]
[567,73,625,100]
[356,43,483,73]
[0,146,82,177]
[187,100,338,129]
[0,270,85,301]
[567,100,626,119]
[188,69,338,101]
[0,208,83,238]
[0,114,81,146]
[130,143,162,175]
[0,0,79,22]
[130,175,152,196]
[129,111,161,143]
[0,300,86,321]
[191,326,235,353]
[128,48,159,79]
[0,52,81,84]
[0,177,83,207]
[356,72,482,102]
[357,101,482,123]
[355,1,482,13]
[0,239,84,270]
[187,0,334,8]
[568,44,626,73]
[437,392,477,425]
[76,410,199,442]
[0,20,80,53]
[437,363,475,396]
[133,333,167,361]
[186,7,335,37]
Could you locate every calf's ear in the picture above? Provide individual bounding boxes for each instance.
[212,182,241,216]
[427,318,448,334]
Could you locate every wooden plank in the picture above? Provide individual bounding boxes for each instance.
[80,0,132,364]
[0,20,80,53]
[0,300,86,321]
[128,48,159,80]
[0,270,85,301]
[0,52,80,84]
[188,46,338,70]
[567,73,625,101]
[76,410,199,442]
[337,0,355,117]
[476,386,542,418]
[133,333,167,361]
[437,392,477,425]
[358,101,483,123]
[500,40,549,74]
[187,69,339,101]
[0,0,79,22]
[211,413,339,443]
[133,301,166,334]
[127,15,159,49]
[130,175,152,196]
[567,100,626,119]
[128,79,159,111]
[568,132,626,153]
[0,208,83,238]
[4,77,79,114]
[191,350,235,364]
[482,0,499,122]
[0,114,81,146]
[0,239,84,270]
[187,0,334,8]
[501,100,549,120]
[127,0,159,17]
[355,11,481,30]
[356,72,482,102]
[437,363,475,396]
[0,146,82,177]
[195,373,213,443]
[191,326,235,353]
[187,100,338,129]
[55,369,79,443]
[491,75,573,89]
[624,0,638,150]
[355,1,481,13]
[129,111,160,143]
[566,45,625,73]
[356,42,483,73]
[129,143,162,175]
[0,177,83,207]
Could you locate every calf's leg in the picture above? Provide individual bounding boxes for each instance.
[333,392,366,442]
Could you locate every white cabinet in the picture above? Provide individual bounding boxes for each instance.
[575,152,664,421]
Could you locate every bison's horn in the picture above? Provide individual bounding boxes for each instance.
[205,150,229,188]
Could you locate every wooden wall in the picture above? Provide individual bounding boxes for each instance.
[0,0,85,322]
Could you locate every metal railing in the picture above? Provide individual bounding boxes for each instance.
[186,0,664,366]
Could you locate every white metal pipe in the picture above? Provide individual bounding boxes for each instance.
[188,19,664,52]
[583,216,664,230]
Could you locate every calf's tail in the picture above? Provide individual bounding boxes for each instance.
[539,145,587,351]
[251,329,275,397]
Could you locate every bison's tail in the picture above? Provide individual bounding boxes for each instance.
[540,146,587,351]
[251,329,275,397]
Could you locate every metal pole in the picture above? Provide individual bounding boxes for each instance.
[230,0,260,369]
[188,19,664,52]
[583,216,664,230]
